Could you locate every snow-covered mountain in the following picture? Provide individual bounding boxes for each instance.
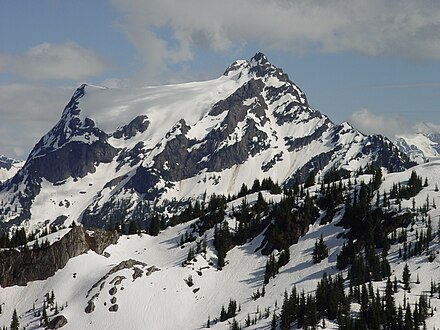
[0,155,23,183]
[395,130,440,163]
[0,53,439,330]
[0,53,412,233]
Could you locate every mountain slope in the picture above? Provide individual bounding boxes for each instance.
[0,53,413,233]
[0,161,439,329]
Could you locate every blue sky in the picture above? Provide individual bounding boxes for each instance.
[1,0,440,158]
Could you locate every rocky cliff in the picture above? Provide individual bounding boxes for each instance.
[0,226,119,287]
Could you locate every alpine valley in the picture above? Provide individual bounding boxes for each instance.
[0,53,439,330]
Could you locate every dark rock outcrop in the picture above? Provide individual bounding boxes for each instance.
[361,134,415,172]
[109,304,119,312]
[85,301,95,314]
[48,315,68,329]
[26,141,117,183]
[109,287,117,295]
[0,226,119,287]
[113,115,149,140]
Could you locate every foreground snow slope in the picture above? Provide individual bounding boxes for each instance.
[1,162,439,329]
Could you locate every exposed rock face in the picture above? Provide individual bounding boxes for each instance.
[48,315,68,329]
[109,287,117,295]
[24,85,118,182]
[26,140,117,183]
[85,301,95,314]
[151,79,270,185]
[21,85,118,183]
[113,115,150,140]
[0,226,119,287]
[109,304,119,312]
[361,135,414,171]
[0,156,16,171]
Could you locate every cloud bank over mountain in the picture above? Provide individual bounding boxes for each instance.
[112,0,440,80]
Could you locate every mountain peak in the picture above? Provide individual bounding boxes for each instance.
[250,52,269,64]
[223,52,289,82]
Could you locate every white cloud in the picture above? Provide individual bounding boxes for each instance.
[0,84,74,159]
[0,42,108,81]
[349,108,440,139]
[111,0,440,81]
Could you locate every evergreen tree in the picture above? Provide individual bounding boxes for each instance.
[271,312,277,330]
[148,214,161,236]
[252,179,261,192]
[402,264,411,291]
[227,299,237,318]
[127,220,138,235]
[245,314,251,327]
[10,309,19,330]
[42,305,49,326]
[404,304,414,330]
[214,221,232,269]
[264,254,277,284]
[220,305,227,322]
[187,246,195,262]
[277,248,290,269]
[312,234,328,263]
[384,277,396,328]
[304,171,315,188]
[230,318,240,330]
[238,183,248,198]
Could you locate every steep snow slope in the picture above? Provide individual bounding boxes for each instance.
[0,163,439,329]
